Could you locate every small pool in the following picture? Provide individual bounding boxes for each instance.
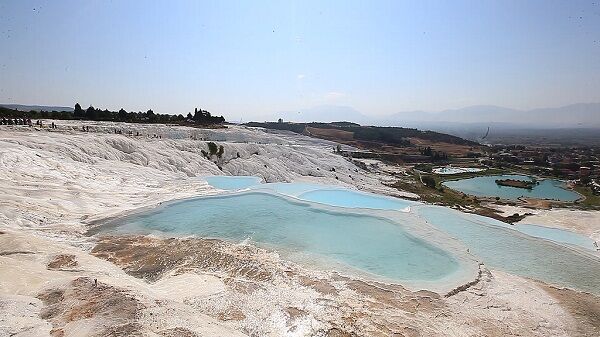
[298,189,413,211]
[442,174,580,201]
[206,177,415,211]
[514,224,597,251]
[205,176,263,190]
[252,182,328,197]
[432,167,485,175]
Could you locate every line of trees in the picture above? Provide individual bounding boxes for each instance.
[0,104,225,125]
[72,103,184,123]
[419,146,448,161]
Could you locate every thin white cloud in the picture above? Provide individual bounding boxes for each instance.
[297,74,305,80]
[324,91,346,101]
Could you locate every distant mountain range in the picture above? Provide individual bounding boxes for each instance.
[265,103,600,145]
[272,103,600,129]
[0,104,73,112]
[387,103,600,128]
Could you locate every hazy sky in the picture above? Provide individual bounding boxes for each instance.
[1,0,599,120]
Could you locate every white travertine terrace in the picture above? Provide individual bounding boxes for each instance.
[0,121,597,336]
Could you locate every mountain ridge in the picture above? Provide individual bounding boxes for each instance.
[389,103,600,128]
[0,104,74,112]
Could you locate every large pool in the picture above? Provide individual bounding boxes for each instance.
[108,192,461,285]
[442,174,580,201]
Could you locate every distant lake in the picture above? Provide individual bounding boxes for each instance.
[442,174,580,202]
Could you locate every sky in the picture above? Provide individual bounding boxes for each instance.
[1,0,599,120]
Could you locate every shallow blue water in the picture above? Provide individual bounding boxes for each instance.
[206,177,415,210]
[514,224,597,251]
[253,182,327,196]
[114,192,459,281]
[205,176,263,190]
[415,206,600,294]
[147,176,600,293]
[442,174,580,201]
[298,189,414,210]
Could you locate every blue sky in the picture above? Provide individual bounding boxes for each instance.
[1,0,599,120]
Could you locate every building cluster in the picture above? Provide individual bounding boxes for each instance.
[485,145,599,185]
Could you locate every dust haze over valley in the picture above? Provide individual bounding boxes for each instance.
[265,103,600,145]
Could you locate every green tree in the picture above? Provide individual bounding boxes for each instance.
[85,105,97,120]
[118,108,127,121]
[74,103,83,118]
[146,109,156,123]
[207,142,218,156]
[422,175,436,189]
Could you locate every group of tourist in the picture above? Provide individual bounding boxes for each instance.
[0,118,61,129]
[2,118,168,140]
[1,117,33,126]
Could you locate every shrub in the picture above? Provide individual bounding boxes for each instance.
[422,175,436,189]
[207,142,218,156]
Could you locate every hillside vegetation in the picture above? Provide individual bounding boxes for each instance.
[246,122,479,147]
[0,104,225,126]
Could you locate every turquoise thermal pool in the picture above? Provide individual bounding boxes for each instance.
[442,174,580,201]
[109,192,460,283]
[513,223,597,251]
[414,206,600,294]
[205,176,415,211]
[432,167,485,175]
[103,176,600,294]
[205,175,263,190]
[297,189,413,210]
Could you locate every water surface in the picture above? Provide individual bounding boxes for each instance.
[415,205,600,294]
[205,176,262,190]
[112,192,459,283]
[175,176,599,294]
[432,167,484,175]
[298,189,414,210]
[442,174,580,201]
[514,224,597,251]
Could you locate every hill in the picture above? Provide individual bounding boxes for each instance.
[0,104,74,112]
[389,103,600,128]
[247,122,478,146]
